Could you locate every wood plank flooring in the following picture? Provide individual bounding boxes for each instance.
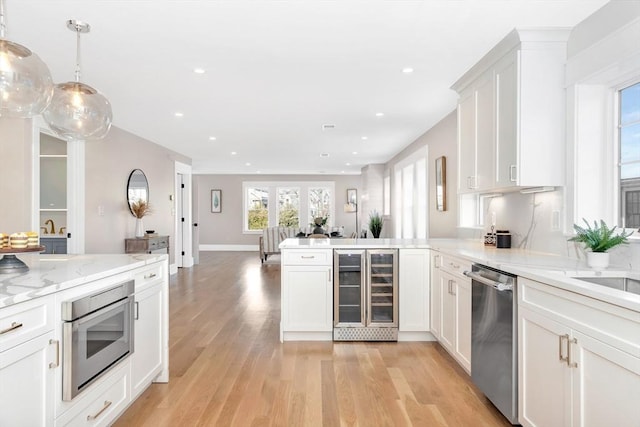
[114,252,512,427]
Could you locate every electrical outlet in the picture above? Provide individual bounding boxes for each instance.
[552,210,560,230]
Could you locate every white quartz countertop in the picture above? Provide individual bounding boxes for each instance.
[281,238,640,312]
[0,253,168,308]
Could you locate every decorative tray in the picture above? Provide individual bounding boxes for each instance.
[0,245,46,254]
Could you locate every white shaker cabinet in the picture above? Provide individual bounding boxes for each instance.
[131,284,163,398]
[281,249,333,341]
[398,249,430,335]
[435,254,472,373]
[518,278,640,427]
[0,295,56,427]
[452,29,569,193]
[457,71,494,193]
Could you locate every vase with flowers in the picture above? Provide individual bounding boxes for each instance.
[131,199,152,238]
[311,216,328,235]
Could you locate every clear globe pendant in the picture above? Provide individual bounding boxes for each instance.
[0,0,54,117]
[44,81,112,141]
[43,20,112,141]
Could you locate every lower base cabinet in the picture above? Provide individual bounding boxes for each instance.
[433,253,472,373]
[0,331,56,427]
[130,284,163,398]
[518,278,640,427]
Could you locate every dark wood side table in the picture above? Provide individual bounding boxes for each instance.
[125,235,170,254]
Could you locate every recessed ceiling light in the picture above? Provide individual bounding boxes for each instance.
[193,68,205,74]
[402,67,414,73]
[375,112,384,117]
[231,151,237,155]
[320,153,330,157]
[245,162,251,166]
[209,136,216,141]
[341,170,345,174]
[352,151,358,155]
[361,136,368,140]
[345,162,351,166]
[174,112,184,117]
[256,171,261,174]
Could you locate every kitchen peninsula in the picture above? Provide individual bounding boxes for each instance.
[280,237,640,425]
[0,253,169,427]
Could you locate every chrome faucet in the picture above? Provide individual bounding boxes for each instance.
[44,219,55,235]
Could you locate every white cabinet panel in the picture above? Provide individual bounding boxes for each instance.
[0,331,56,427]
[131,284,163,398]
[282,265,333,334]
[398,249,429,332]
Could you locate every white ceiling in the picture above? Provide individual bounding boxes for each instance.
[8,0,609,174]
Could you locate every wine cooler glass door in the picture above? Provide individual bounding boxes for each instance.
[367,250,398,327]
[334,250,365,326]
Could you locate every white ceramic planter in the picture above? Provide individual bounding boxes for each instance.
[587,252,610,269]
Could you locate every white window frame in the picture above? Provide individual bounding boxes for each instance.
[617,80,640,229]
[392,147,429,239]
[276,186,301,228]
[242,181,335,234]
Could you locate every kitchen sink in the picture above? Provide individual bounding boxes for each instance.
[571,276,640,295]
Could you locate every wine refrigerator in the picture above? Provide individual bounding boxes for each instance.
[333,249,398,341]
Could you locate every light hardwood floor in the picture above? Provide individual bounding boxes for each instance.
[114,252,512,427]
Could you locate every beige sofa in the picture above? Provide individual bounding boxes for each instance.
[259,226,300,263]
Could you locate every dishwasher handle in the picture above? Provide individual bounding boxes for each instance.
[464,270,513,292]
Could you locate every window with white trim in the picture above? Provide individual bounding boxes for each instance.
[243,181,334,233]
[392,148,428,238]
[619,81,640,229]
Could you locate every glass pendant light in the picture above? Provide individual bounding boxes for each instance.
[44,20,112,141]
[0,0,53,117]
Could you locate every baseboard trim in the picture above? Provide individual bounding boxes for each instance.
[199,244,259,251]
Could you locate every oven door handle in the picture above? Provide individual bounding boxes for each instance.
[464,270,513,292]
[72,297,131,327]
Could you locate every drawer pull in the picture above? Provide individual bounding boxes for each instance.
[87,400,112,421]
[0,321,23,335]
[144,273,157,279]
[567,337,578,368]
[49,339,60,369]
[449,263,460,269]
[301,256,315,259]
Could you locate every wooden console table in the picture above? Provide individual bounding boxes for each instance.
[125,235,170,254]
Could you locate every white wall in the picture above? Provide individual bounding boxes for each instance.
[385,110,458,238]
[84,127,191,262]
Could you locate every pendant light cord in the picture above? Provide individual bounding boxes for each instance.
[0,0,7,39]
[74,27,82,82]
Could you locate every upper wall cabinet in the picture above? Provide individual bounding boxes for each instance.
[452,28,570,193]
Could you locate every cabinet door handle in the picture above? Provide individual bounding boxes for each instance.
[509,165,517,182]
[49,339,60,369]
[144,273,157,279]
[87,400,112,421]
[451,280,456,296]
[567,337,578,368]
[301,255,315,259]
[558,334,568,363]
[0,321,23,335]
[434,255,440,268]
[135,302,140,320]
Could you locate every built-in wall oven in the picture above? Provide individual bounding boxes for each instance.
[61,281,135,400]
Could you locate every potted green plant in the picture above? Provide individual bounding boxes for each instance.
[568,219,632,269]
[368,210,383,238]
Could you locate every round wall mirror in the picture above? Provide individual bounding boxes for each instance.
[127,169,149,216]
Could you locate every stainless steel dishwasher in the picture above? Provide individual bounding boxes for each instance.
[464,264,519,425]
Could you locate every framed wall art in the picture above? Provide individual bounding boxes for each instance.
[211,189,222,213]
[435,156,446,211]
